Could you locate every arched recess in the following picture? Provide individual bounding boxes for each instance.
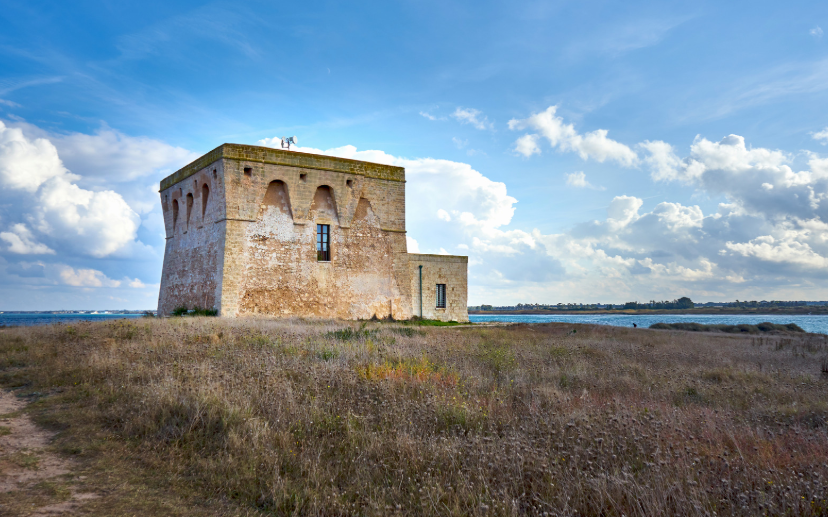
[186,193,194,227]
[310,185,339,223]
[201,183,210,220]
[353,197,378,226]
[172,198,179,231]
[262,180,292,217]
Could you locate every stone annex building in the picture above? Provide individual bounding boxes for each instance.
[157,144,468,322]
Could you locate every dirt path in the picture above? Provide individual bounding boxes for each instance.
[0,390,97,516]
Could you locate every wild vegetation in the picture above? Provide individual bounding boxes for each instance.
[0,319,827,516]
[650,321,805,334]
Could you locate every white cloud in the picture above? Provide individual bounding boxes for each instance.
[565,171,604,190]
[0,224,55,254]
[451,107,493,130]
[651,202,703,231]
[0,121,70,192]
[514,134,541,157]
[811,26,823,38]
[813,127,828,144]
[406,236,420,253]
[0,121,143,258]
[452,137,467,149]
[606,195,643,228]
[726,234,828,268]
[639,140,683,181]
[128,278,146,288]
[437,209,452,221]
[508,106,638,166]
[58,265,121,288]
[50,126,196,182]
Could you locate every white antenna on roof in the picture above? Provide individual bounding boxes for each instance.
[280,136,297,149]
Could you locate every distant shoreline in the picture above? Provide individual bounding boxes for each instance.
[469,308,828,316]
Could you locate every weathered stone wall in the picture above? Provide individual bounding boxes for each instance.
[158,144,467,321]
[408,254,469,322]
[157,162,227,315]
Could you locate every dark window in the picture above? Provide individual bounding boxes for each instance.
[436,284,446,309]
[244,167,252,176]
[317,224,330,261]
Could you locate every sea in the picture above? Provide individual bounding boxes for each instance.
[0,312,147,327]
[469,313,828,335]
[2,312,827,335]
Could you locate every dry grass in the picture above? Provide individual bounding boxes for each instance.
[1,318,827,516]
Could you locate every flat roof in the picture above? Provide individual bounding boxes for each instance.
[160,143,405,191]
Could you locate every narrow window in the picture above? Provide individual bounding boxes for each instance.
[172,199,179,231]
[201,183,210,219]
[186,193,194,227]
[244,167,252,176]
[316,224,330,261]
[436,284,447,309]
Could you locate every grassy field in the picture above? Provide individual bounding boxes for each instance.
[0,319,827,516]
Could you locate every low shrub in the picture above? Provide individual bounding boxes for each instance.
[171,306,218,317]
[650,321,805,334]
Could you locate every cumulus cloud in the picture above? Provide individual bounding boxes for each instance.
[813,127,828,145]
[641,133,828,221]
[509,106,638,166]
[0,122,70,191]
[0,121,143,258]
[128,278,147,288]
[451,107,493,130]
[0,224,55,254]
[58,265,121,287]
[514,134,541,157]
[811,26,823,39]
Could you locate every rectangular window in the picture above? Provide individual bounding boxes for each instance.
[436,284,446,309]
[316,224,330,261]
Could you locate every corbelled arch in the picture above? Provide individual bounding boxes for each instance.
[310,185,339,223]
[262,180,293,217]
[353,197,379,226]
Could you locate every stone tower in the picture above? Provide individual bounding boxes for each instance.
[157,144,468,322]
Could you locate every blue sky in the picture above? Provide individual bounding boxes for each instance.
[1,0,827,309]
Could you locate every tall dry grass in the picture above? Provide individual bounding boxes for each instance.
[1,318,827,516]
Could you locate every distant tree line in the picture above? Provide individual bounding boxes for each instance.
[470,298,828,311]
[622,297,694,310]
[472,298,693,311]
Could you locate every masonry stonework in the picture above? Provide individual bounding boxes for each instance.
[157,144,468,322]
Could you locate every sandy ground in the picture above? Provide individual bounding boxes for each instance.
[0,390,97,515]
